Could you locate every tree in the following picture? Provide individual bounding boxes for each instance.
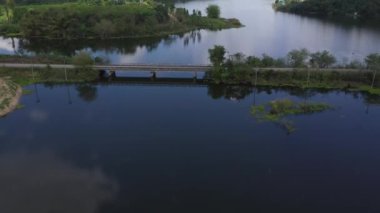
[310,50,336,68]
[246,56,262,67]
[93,19,116,39]
[365,53,380,88]
[3,0,15,23]
[206,4,220,19]
[208,45,226,67]
[287,48,309,68]
[72,51,94,70]
[261,54,275,67]
[76,84,98,102]
[155,4,169,23]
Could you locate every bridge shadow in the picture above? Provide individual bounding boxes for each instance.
[98,71,207,88]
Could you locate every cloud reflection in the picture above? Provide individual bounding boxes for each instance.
[0,151,118,213]
[29,109,49,123]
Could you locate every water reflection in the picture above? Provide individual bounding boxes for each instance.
[1,0,380,63]
[207,84,253,101]
[76,84,98,103]
[1,80,380,212]
[0,151,118,213]
[11,30,202,57]
[17,36,166,56]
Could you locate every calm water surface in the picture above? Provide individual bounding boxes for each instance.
[1,0,380,211]
[1,82,380,212]
[1,0,380,63]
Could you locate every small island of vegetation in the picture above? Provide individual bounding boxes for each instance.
[0,0,242,39]
[274,0,380,20]
[251,98,333,133]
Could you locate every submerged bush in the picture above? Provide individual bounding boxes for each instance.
[251,99,332,134]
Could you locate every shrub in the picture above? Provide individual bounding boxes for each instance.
[72,51,94,70]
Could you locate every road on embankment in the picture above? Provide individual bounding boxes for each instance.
[0,63,368,73]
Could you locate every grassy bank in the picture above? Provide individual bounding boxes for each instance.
[1,66,379,96]
[0,54,68,64]
[0,77,22,117]
[0,67,98,86]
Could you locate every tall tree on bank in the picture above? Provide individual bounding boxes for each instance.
[287,48,309,68]
[365,53,380,88]
[3,0,15,23]
[208,45,226,67]
[310,51,336,68]
[206,4,220,18]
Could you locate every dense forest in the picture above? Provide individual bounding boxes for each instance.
[275,0,380,20]
[0,1,241,39]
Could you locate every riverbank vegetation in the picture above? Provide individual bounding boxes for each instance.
[0,77,22,117]
[0,1,242,38]
[0,51,109,64]
[251,98,332,133]
[274,0,380,20]
[207,46,380,95]
[0,52,100,85]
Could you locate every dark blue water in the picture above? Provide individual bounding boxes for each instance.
[1,82,380,212]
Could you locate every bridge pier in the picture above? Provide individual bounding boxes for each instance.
[98,70,107,78]
[193,71,198,82]
[109,70,116,77]
[151,71,157,80]
[109,70,116,81]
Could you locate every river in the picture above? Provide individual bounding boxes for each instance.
[1,82,380,212]
[1,0,380,212]
[1,0,380,64]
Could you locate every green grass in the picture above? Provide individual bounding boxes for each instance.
[16,104,25,109]
[251,99,333,134]
[22,89,33,95]
[0,67,98,86]
[187,17,242,30]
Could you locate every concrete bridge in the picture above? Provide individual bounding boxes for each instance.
[0,63,212,72]
[0,63,367,73]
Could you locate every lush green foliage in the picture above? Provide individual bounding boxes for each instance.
[310,51,337,68]
[365,53,380,70]
[206,46,380,94]
[206,4,220,19]
[251,98,332,133]
[275,0,380,20]
[287,48,309,68]
[72,51,94,69]
[0,2,241,38]
[208,45,226,67]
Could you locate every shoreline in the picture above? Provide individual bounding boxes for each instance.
[0,78,22,117]
[0,20,243,40]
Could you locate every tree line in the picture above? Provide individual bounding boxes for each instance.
[207,45,380,89]
[0,2,239,39]
[274,0,380,20]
